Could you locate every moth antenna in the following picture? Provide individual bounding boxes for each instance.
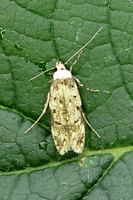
[64,27,103,65]
[29,67,55,81]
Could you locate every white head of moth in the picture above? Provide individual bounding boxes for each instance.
[25,27,103,155]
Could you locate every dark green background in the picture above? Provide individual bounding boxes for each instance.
[0,0,133,199]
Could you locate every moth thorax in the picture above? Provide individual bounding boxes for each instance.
[53,63,72,80]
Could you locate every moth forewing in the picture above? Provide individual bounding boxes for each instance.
[49,66,85,155]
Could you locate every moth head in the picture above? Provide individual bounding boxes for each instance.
[55,62,66,71]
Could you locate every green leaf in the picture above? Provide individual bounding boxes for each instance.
[0,0,133,199]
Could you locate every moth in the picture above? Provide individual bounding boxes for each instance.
[25,27,103,155]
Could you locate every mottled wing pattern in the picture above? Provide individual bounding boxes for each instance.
[49,78,85,155]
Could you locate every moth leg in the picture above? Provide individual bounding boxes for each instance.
[48,79,52,83]
[24,92,50,134]
[73,76,99,92]
[70,51,82,72]
[83,113,100,138]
